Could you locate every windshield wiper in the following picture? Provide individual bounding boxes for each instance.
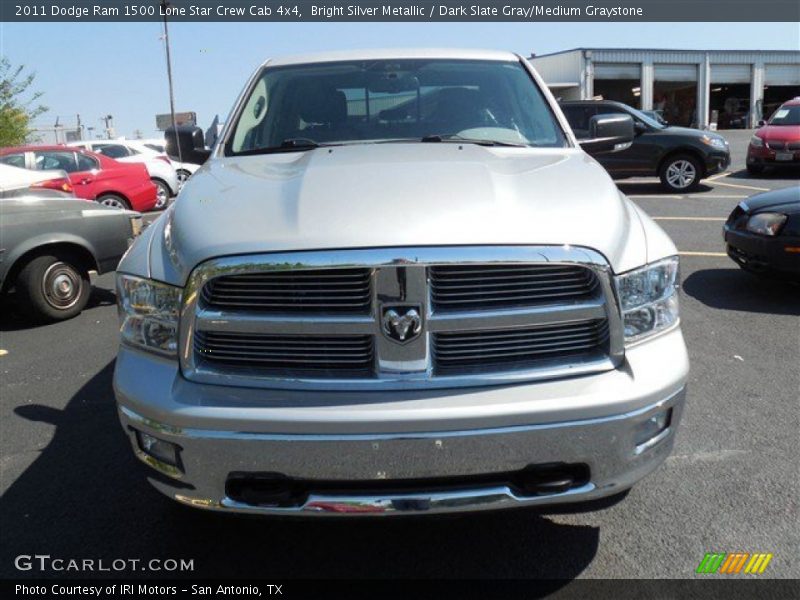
[235,138,332,156]
[420,134,526,147]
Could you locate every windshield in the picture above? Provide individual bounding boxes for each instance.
[225,59,567,155]
[627,106,667,130]
[768,105,800,126]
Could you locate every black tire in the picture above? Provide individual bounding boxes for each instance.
[176,169,192,187]
[152,178,172,210]
[746,164,765,176]
[16,254,91,322]
[96,193,131,210]
[659,154,702,192]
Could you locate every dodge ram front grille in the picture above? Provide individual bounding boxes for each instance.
[432,319,610,375]
[430,264,600,311]
[194,331,375,378]
[181,247,624,390]
[201,268,372,313]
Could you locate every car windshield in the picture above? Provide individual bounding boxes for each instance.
[768,105,800,126]
[226,59,568,155]
[627,106,667,130]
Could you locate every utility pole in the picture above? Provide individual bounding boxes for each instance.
[161,0,183,163]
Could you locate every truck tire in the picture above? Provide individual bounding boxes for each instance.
[16,254,91,322]
[659,154,702,192]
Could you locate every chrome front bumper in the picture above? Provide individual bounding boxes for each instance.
[114,328,688,516]
[119,389,684,515]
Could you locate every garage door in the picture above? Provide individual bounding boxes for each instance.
[655,64,698,82]
[710,64,751,84]
[765,64,800,86]
[594,63,640,79]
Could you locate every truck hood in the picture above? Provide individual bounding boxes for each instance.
[157,144,647,283]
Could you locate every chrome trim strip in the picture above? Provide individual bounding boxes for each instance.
[214,482,597,515]
[179,246,624,391]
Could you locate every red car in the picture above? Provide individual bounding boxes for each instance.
[747,97,800,175]
[0,145,157,211]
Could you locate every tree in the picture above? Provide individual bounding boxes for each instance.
[0,57,47,146]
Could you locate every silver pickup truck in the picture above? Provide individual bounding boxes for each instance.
[114,49,688,516]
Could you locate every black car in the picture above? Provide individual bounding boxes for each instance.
[561,100,731,192]
[724,186,800,280]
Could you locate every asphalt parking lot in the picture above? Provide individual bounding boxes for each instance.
[1,129,798,582]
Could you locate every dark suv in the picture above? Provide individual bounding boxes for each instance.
[561,100,731,192]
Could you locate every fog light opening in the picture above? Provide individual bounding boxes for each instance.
[134,429,182,477]
[634,408,672,454]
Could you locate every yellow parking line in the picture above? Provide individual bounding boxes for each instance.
[653,217,726,222]
[678,251,728,257]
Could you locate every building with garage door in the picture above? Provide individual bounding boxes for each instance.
[529,48,800,130]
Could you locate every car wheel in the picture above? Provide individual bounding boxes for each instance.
[152,179,172,210]
[746,164,764,176]
[16,254,91,322]
[97,194,131,210]
[176,169,192,188]
[660,154,701,192]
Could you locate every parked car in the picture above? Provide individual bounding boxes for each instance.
[0,145,158,212]
[0,194,142,321]
[0,163,74,198]
[746,98,800,175]
[114,49,688,517]
[724,186,800,279]
[135,138,201,189]
[561,100,731,192]
[67,140,179,209]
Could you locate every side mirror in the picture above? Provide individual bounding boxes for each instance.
[634,120,649,135]
[193,148,212,164]
[757,119,767,127]
[579,113,635,156]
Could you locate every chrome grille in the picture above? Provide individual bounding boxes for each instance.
[194,331,374,378]
[430,265,600,311]
[181,247,624,391]
[201,268,372,313]
[433,319,610,375]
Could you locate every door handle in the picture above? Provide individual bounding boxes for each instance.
[79,177,93,185]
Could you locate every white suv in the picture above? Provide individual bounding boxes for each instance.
[68,140,178,209]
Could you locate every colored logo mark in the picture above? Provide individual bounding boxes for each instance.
[696,552,773,574]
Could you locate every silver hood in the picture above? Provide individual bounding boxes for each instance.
[151,143,650,284]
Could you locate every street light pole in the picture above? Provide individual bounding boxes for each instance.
[160,0,183,163]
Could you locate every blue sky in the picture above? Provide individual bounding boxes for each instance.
[2,21,798,137]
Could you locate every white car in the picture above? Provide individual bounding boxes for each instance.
[67,140,178,209]
[134,138,201,189]
[0,163,75,198]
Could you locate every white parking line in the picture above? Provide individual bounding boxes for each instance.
[653,217,726,221]
[628,195,747,199]
[710,180,770,192]
[678,251,728,257]
[705,172,731,182]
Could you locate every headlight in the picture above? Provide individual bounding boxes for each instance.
[701,135,727,150]
[614,257,680,343]
[117,274,182,356]
[749,135,764,148]
[745,213,787,236]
